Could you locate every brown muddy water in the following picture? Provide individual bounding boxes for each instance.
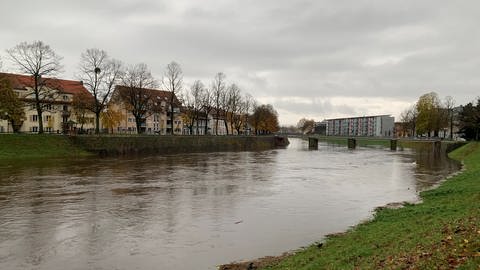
[0,138,459,270]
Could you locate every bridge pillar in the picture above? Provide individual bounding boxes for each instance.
[348,138,356,149]
[308,137,318,149]
[390,139,397,151]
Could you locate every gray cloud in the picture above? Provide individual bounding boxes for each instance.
[1,0,479,125]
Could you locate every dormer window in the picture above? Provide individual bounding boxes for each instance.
[63,95,68,100]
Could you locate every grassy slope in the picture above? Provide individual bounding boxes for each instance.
[263,142,480,270]
[0,134,91,160]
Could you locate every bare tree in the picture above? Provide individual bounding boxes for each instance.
[243,93,255,135]
[400,104,418,137]
[444,96,456,140]
[200,87,214,135]
[212,72,226,135]
[77,48,123,134]
[226,83,242,134]
[7,41,63,134]
[117,63,157,134]
[182,80,205,135]
[163,61,183,135]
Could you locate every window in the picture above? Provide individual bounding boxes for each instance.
[45,104,52,110]
[31,126,38,132]
[63,95,68,101]
[44,115,52,122]
[30,104,36,110]
[31,115,38,122]
[63,105,68,111]
[45,127,53,133]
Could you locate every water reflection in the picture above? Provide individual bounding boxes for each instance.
[0,139,459,270]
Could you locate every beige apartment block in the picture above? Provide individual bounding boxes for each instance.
[0,73,96,133]
[109,85,183,135]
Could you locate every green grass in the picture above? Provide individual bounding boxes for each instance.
[261,142,480,270]
[0,134,92,160]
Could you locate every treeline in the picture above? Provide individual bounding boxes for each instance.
[401,92,480,140]
[181,73,279,136]
[0,40,280,135]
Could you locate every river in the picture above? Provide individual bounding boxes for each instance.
[0,138,459,270]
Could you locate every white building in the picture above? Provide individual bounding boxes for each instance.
[0,72,95,133]
[325,115,395,137]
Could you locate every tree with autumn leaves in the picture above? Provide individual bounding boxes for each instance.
[415,92,446,137]
[0,75,25,132]
[250,104,279,135]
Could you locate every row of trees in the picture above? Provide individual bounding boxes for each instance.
[182,73,279,135]
[401,92,480,140]
[400,92,455,138]
[1,40,279,135]
[458,97,480,140]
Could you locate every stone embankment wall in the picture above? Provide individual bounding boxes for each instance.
[69,135,289,156]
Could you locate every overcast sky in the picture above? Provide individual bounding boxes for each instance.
[1,0,479,125]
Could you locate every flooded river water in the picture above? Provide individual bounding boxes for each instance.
[0,138,459,269]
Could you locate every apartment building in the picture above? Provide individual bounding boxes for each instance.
[110,85,183,134]
[0,73,95,133]
[325,115,395,137]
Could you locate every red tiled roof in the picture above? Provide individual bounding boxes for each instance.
[114,85,181,105]
[0,72,92,97]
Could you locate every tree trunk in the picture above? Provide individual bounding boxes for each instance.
[449,115,453,140]
[170,109,174,135]
[34,76,44,134]
[135,116,142,134]
[95,112,100,134]
[204,115,209,135]
[37,107,44,134]
[195,117,199,135]
[224,119,229,135]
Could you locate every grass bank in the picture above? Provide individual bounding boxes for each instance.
[258,142,479,269]
[0,134,91,160]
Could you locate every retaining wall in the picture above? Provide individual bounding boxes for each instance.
[69,135,288,156]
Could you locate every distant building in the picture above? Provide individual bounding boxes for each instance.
[0,72,95,133]
[109,85,183,135]
[313,121,326,135]
[325,115,395,137]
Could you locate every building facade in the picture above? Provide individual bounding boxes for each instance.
[325,115,395,137]
[110,85,183,135]
[0,73,95,133]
